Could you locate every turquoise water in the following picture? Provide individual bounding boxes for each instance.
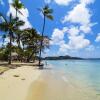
[46,60,100,94]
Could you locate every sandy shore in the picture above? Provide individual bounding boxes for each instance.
[0,65,41,100]
[0,64,100,100]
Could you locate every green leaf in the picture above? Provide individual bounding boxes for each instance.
[46,15,53,20]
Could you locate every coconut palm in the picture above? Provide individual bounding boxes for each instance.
[0,13,24,64]
[38,5,53,68]
[11,0,24,18]
[21,28,42,62]
[11,0,24,48]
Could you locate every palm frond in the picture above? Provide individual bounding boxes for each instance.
[0,23,8,32]
[0,13,7,23]
[17,9,23,15]
[46,14,53,20]
[15,20,25,27]
[11,0,24,15]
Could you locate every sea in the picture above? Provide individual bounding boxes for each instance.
[46,60,100,96]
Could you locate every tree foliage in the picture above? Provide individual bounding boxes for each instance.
[0,3,53,65]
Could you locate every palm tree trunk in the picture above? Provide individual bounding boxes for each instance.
[16,10,21,62]
[27,47,36,62]
[22,43,24,51]
[16,8,20,48]
[16,9,21,48]
[38,15,46,68]
[18,34,21,48]
[8,31,12,64]
[27,50,34,62]
[2,37,5,47]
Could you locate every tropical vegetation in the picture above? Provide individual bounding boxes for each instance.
[0,0,53,69]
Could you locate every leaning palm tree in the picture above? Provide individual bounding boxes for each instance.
[38,5,53,68]
[0,13,24,64]
[11,0,24,18]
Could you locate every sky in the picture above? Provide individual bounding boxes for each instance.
[0,0,100,58]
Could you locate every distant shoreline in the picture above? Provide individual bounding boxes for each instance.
[42,55,100,60]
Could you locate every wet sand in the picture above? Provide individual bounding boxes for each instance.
[26,67,100,100]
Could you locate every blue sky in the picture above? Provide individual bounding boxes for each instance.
[0,0,100,58]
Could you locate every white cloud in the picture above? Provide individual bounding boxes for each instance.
[62,27,68,33]
[48,0,94,6]
[58,44,69,53]
[50,0,96,55]
[68,35,90,49]
[1,37,18,46]
[7,0,32,30]
[95,33,100,42]
[8,0,13,3]
[80,24,92,33]
[44,0,96,56]
[80,0,95,5]
[62,3,91,25]
[50,27,68,45]
[85,45,95,51]
[58,35,90,54]
[54,0,73,6]
[80,22,97,34]
[61,0,96,35]
[44,0,52,4]
[51,27,90,54]
[67,26,80,36]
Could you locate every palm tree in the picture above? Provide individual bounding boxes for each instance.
[11,0,24,18]
[0,13,24,64]
[11,0,24,48]
[38,5,53,68]
[21,28,42,62]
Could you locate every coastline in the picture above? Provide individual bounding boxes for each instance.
[26,64,100,100]
[0,65,41,100]
[0,62,100,100]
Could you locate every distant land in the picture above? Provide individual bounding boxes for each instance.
[42,55,100,60]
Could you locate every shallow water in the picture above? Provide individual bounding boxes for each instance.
[27,60,100,100]
[46,60,100,95]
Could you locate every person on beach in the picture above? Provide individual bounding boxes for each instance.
[45,61,48,66]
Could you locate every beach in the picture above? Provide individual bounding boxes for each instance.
[0,64,41,100]
[0,60,100,100]
[0,0,100,99]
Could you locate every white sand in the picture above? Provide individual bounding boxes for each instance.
[0,66,41,100]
